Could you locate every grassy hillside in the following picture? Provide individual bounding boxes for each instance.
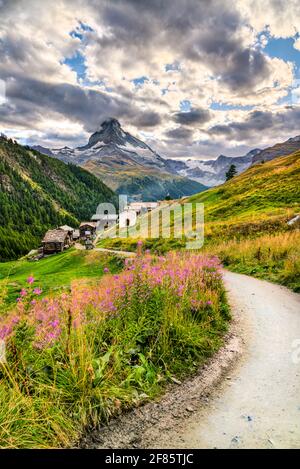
[0,137,117,260]
[100,149,300,244]
[0,252,229,447]
[205,231,300,292]
[98,150,300,289]
[189,149,300,221]
[187,149,300,245]
[83,159,207,201]
[0,248,123,309]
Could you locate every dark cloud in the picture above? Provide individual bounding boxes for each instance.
[0,0,296,155]
[173,108,211,126]
[209,107,300,140]
[165,127,193,140]
[89,0,272,93]
[131,111,161,128]
[3,75,141,133]
[209,124,233,136]
[220,48,270,91]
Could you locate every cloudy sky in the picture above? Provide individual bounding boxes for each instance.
[0,0,300,159]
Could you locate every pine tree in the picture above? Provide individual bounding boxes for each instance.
[225,164,237,181]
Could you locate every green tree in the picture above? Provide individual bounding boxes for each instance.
[225,164,237,181]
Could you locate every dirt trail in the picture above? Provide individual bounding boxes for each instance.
[74,243,136,257]
[82,271,300,449]
[163,271,300,449]
[94,247,136,257]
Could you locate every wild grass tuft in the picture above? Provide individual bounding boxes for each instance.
[0,251,229,448]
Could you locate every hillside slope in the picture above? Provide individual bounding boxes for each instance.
[98,150,300,290]
[188,149,300,223]
[99,149,300,251]
[252,136,300,164]
[83,158,206,201]
[0,136,116,260]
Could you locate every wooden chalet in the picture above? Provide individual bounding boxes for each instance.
[59,225,75,239]
[42,229,71,254]
[79,222,98,240]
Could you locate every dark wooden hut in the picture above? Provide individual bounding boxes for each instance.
[79,222,97,240]
[42,229,71,254]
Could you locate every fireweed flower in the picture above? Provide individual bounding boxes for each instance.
[104,267,110,273]
[27,276,35,284]
[0,252,222,350]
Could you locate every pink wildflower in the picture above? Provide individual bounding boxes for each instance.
[27,276,35,284]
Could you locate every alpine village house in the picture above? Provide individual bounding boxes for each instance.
[42,228,72,254]
[41,202,160,255]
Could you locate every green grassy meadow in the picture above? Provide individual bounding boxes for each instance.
[97,151,300,290]
[0,248,123,308]
[0,252,229,448]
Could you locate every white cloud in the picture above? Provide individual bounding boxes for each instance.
[294,37,300,51]
[0,0,299,158]
[237,0,300,38]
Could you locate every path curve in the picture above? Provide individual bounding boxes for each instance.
[82,271,300,449]
[161,271,300,449]
[94,247,136,258]
[74,243,136,258]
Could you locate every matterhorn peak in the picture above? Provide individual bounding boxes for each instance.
[101,117,121,129]
[85,117,126,148]
[50,117,164,168]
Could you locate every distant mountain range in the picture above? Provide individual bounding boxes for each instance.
[34,118,300,190]
[175,149,260,186]
[33,118,207,201]
[252,136,300,164]
[173,136,300,186]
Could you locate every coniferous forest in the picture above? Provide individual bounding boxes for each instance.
[0,136,117,260]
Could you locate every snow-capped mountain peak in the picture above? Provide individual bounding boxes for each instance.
[83,118,128,148]
[36,118,165,167]
[287,135,300,143]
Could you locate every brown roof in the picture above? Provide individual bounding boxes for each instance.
[79,222,98,228]
[59,225,74,232]
[42,229,69,243]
